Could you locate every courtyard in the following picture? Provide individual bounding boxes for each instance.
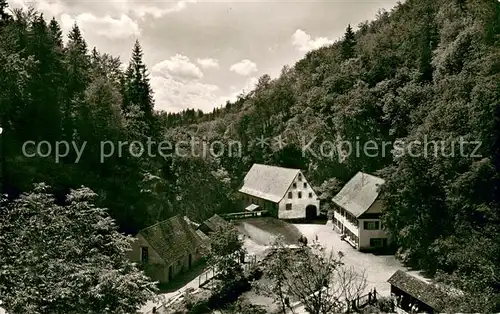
[292,221,403,297]
[142,218,411,313]
[234,217,405,297]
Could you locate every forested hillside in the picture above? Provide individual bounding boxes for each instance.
[1,0,500,311]
[0,2,236,235]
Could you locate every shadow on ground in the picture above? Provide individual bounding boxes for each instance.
[157,261,207,293]
[233,217,304,245]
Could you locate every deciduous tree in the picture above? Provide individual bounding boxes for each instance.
[0,184,157,313]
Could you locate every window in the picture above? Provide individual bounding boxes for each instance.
[141,247,149,263]
[303,182,307,188]
[370,238,383,247]
[364,221,379,230]
[292,182,297,188]
[298,173,302,181]
[309,192,313,198]
[286,203,292,210]
[288,192,293,199]
[298,192,302,199]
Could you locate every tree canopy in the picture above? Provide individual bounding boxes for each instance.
[0,184,157,313]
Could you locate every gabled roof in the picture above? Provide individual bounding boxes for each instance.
[332,171,385,217]
[139,215,207,265]
[238,164,301,203]
[200,214,229,233]
[387,270,450,311]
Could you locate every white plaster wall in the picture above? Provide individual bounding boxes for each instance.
[278,171,320,219]
[358,219,390,249]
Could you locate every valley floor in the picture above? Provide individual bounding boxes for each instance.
[142,219,422,313]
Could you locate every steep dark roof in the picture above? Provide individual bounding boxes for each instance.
[201,214,229,233]
[139,215,207,265]
[387,270,450,311]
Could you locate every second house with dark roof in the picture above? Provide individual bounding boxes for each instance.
[238,164,320,220]
[332,171,390,251]
[128,215,210,284]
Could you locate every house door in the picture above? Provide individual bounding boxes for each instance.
[305,205,317,220]
[188,254,192,269]
[168,265,173,281]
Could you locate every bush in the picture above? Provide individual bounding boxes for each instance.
[208,277,251,309]
[247,265,263,281]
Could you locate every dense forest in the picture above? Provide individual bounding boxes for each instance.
[1,0,500,312]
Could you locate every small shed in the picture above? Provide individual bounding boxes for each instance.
[387,270,455,313]
[197,214,229,235]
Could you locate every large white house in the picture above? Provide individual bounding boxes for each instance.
[332,171,390,251]
[238,164,320,219]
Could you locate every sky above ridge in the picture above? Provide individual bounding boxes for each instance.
[9,0,399,113]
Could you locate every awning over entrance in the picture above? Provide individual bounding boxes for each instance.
[245,204,260,212]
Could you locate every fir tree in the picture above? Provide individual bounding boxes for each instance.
[63,23,90,141]
[341,24,356,60]
[48,17,63,49]
[123,40,155,136]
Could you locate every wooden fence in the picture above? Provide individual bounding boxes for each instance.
[286,287,378,313]
[198,267,215,288]
[347,288,378,312]
[219,210,267,220]
[197,252,258,288]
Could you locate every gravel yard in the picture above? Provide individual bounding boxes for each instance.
[235,218,406,297]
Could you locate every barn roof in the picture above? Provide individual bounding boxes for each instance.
[332,172,385,217]
[139,215,208,265]
[200,214,229,233]
[387,270,450,311]
[238,164,301,203]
